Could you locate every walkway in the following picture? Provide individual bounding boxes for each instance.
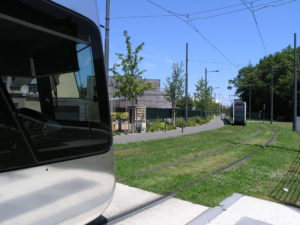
[113,116,224,144]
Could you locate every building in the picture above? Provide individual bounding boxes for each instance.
[108,76,172,110]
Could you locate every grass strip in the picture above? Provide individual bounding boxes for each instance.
[120,126,274,194]
[114,125,244,153]
[123,129,262,178]
[175,124,299,207]
[116,125,257,177]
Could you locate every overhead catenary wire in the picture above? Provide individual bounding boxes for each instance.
[112,1,250,19]
[241,0,268,55]
[188,0,263,16]
[112,0,296,20]
[190,59,243,67]
[146,0,239,69]
[190,0,292,21]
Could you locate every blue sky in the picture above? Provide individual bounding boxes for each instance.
[54,0,300,105]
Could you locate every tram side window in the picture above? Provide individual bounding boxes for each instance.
[0,17,110,162]
[0,79,35,171]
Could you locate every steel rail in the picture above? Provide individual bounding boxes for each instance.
[107,128,278,225]
[118,126,245,158]
[122,128,261,178]
[114,127,237,152]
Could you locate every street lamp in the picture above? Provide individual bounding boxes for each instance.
[204,68,219,117]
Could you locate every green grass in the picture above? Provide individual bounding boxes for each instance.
[115,122,300,207]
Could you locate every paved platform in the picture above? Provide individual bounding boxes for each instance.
[104,184,300,225]
[114,116,224,144]
[188,193,300,225]
[103,183,208,225]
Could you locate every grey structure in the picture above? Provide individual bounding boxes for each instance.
[108,76,172,109]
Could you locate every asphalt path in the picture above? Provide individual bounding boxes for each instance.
[113,116,224,144]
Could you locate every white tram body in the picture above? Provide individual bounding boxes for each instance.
[0,1,115,224]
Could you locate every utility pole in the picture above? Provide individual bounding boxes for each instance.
[293,33,298,131]
[185,43,188,121]
[270,67,273,124]
[205,68,207,118]
[105,0,110,76]
[249,85,252,120]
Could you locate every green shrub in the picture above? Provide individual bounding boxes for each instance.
[175,116,214,127]
[111,112,117,121]
[111,112,129,120]
[147,121,176,132]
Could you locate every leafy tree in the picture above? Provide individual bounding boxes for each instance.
[194,78,213,112]
[164,62,184,110]
[228,46,300,120]
[177,95,195,111]
[110,30,152,106]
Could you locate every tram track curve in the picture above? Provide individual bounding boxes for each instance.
[121,127,262,179]
[118,126,246,158]
[115,126,245,152]
[108,128,278,224]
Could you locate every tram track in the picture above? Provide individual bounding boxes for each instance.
[108,128,278,225]
[120,127,261,179]
[115,126,245,152]
[118,126,246,158]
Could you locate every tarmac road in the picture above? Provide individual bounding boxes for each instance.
[113,116,224,144]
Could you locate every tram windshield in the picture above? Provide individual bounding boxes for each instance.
[0,0,111,171]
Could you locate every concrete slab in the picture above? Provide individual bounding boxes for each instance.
[187,193,244,225]
[235,217,272,225]
[187,207,223,225]
[208,195,300,225]
[103,183,208,225]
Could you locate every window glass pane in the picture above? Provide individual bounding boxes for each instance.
[1,18,109,162]
[0,80,35,171]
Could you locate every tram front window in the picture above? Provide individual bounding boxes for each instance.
[0,1,111,169]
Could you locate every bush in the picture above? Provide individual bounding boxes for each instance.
[175,116,214,127]
[111,112,129,120]
[147,121,176,132]
[111,112,117,121]
[119,112,129,120]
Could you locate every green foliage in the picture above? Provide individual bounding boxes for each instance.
[194,78,213,111]
[177,95,195,111]
[110,30,153,105]
[111,112,117,121]
[119,112,129,120]
[175,116,213,127]
[147,121,176,132]
[111,112,129,120]
[228,46,300,120]
[194,78,221,113]
[165,62,185,109]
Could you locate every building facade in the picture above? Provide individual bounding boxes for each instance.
[108,76,172,110]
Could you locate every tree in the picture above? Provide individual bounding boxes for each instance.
[110,30,152,106]
[165,62,184,109]
[177,95,195,111]
[194,78,213,113]
[164,62,184,125]
[228,46,300,120]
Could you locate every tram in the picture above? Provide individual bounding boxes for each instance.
[0,1,114,224]
[225,100,247,125]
